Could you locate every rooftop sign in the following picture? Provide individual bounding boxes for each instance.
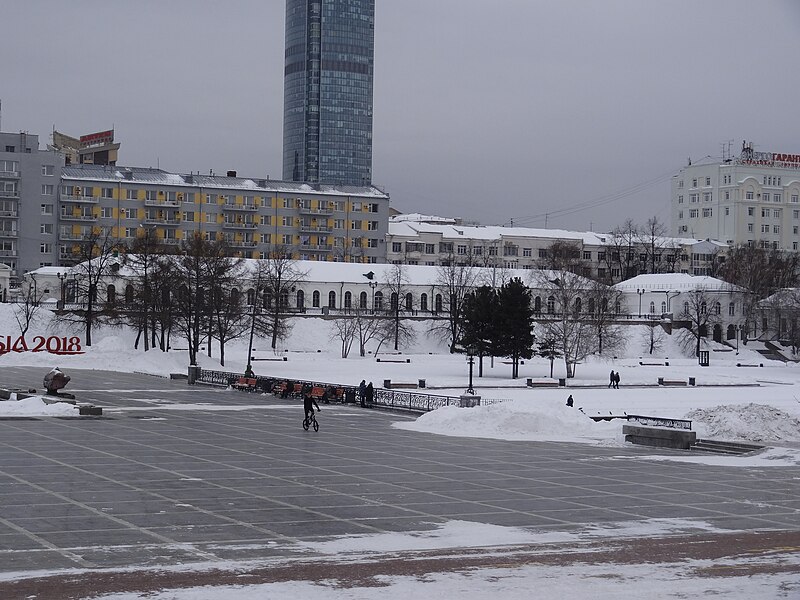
[737,146,800,169]
[79,129,114,148]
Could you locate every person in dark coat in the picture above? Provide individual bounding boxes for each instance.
[365,381,374,406]
[608,370,615,388]
[566,394,574,407]
[359,379,367,407]
[613,371,620,389]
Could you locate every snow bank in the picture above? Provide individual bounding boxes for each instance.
[394,399,621,444]
[687,403,800,442]
[0,396,79,417]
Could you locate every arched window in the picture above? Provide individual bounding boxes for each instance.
[374,291,384,310]
[434,294,443,312]
[279,290,289,307]
[125,284,134,304]
[328,290,336,308]
[390,292,398,311]
[574,297,582,315]
[534,296,541,313]
[341,291,350,309]
[661,301,667,314]
[684,301,690,315]
[359,291,368,309]
[230,288,240,304]
[729,302,735,316]
[106,285,116,305]
[727,324,736,340]
[246,288,255,305]
[700,301,707,315]
[714,301,721,315]
[588,298,595,314]
[420,293,428,311]
[296,289,305,309]
[547,296,555,314]
[649,301,655,314]
[405,293,413,311]
[312,290,320,308]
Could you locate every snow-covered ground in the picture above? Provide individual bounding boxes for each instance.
[2,305,800,597]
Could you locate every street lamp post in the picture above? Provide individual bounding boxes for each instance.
[363,270,377,313]
[466,349,476,395]
[139,224,156,352]
[56,271,66,310]
[637,288,645,317]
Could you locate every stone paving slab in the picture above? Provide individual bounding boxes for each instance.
[0,365,798,575]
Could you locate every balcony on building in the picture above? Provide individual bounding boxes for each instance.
[299,205,333,217]
[299,222,333,233]
[0,250,17,258]
[0,190,19,199]
[0,209,18,218]
[223,202,258,211]
[300,243,332,252]
[223,220,257,230]
[0,230,18,238]
[60,213,97,222]
[145,196,181,208]
[61,194,99,204]
[0,169,20,178]
[144,215,180,226]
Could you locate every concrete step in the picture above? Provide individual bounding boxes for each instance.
[690,438,764,455]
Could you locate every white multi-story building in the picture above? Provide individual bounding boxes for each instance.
[672,141,800,250]
[387,214,726,282]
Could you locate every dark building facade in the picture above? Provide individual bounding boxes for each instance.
[283,0,375,187]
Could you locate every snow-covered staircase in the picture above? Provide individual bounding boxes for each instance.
[689,439,764,455]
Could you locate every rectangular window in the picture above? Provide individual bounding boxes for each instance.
[702,208,713,217]
[282,198,291,208]
[538,248,548,258]
[368,238,379,248]
[126,189,137,200]
[774,209,782,218]
[725,191,730,200]
[748,223,754,232]
[41,165,54,176]
[794,210,799,219]
[705,177,711,186]
[425,243,435,254]
[763,193,770,202]
[774,193,783,203]
[368,221,379,231]
[41,184,53,195]
[370,203,379,213]
[260,233,270,244]
[205,213,215,223]
[690,194,699,203]
[774,225,781,234]
[41,203,53,215]
[703,192,712,202]
[746,191,754,200]
[352,201,362,212]
[794,226,799,235]
[678,211,684,219]
[101,187,113,199]
[692,178,697,187]
[126,208,136,219]
[762,208,770,218]
[183,211,194,222]
[351,220,362,230]
[523,247,531,257]
[762,224,769,233]
[748,207,755,216]
[582,251,591,260]
[678,180,684,188]
[689,209,698,218]
[392,242,402,252]
[40,243,52,254]
[725,207,729,216]
[40,223,53,234]
[333,219,345,229]
[792,195,799,204]
[123,227,135,238]
[282,234,292,245]
[677,195,684,204]
[282,216,293,227]
[101,207,113,218]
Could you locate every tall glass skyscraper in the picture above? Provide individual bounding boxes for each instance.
[283,0,375,186]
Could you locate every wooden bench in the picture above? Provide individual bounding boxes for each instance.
[252,356,288,362]
[386,382,418,389]
[657,378,687,387]
[527,380,559,388]
[736,363,764,368]
[639,361,669,366]
[376,358,411,363]
[232,377,257,391]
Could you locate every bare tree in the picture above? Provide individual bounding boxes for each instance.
[257,247,307,350]
[430,259,480,353]
[678,287,722,357]
[383,262,412,351]
[14,273,46,338]
[329,314,358,358]
[641,323,667,355]
[636,216,677,275]
[208,257,247,366]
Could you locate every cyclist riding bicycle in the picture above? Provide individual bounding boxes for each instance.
[304,392,320,422]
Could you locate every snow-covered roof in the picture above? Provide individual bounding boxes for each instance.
[758,288,800,307]
[390,213,459,224]
[61,165,389,198]
[388,220,718,248]
[613,273,742,293]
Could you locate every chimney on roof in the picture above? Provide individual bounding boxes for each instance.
[227,170,237,178]
[123,168,133,180]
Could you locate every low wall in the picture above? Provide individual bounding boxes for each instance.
[622,424,697,449]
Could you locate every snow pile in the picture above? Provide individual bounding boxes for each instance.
[687,403,800,442]
[0,396,79,417]
[394,399,621,444]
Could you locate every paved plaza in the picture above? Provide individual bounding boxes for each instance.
[0,366,799,596]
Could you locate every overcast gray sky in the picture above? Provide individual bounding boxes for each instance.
[3,0,799,232]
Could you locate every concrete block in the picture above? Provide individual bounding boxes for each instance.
[623,424,696,449]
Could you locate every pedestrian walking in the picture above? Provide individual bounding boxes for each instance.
[566,394,574,407]
[608,370,615,388]
[359,379,367,407]
[614,371,620,389]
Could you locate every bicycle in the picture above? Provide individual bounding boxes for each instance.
[303,410,319,432]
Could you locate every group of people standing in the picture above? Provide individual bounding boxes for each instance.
[608,370,621,389]
[359,379,374,407]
